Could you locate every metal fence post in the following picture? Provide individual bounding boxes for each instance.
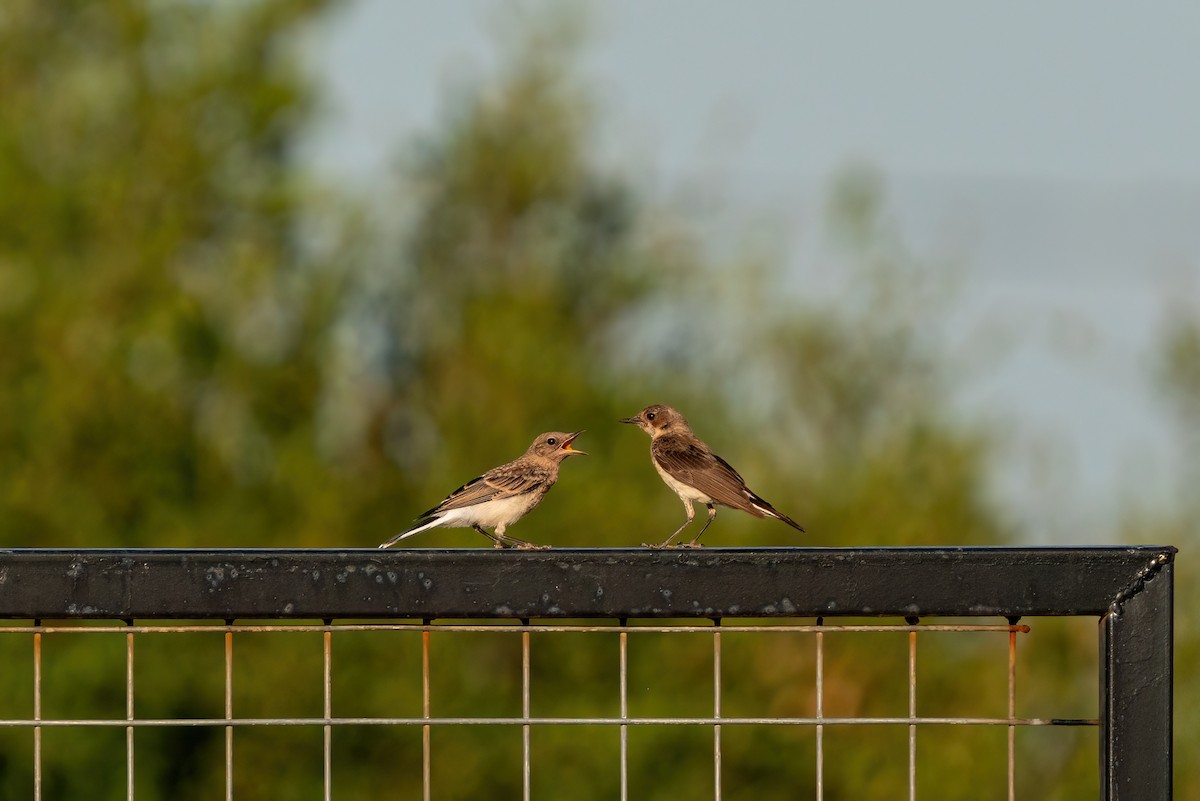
[1101,556,1173,800]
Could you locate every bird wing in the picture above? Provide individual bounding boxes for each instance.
[652,438,758,512]
[418,460,553,519]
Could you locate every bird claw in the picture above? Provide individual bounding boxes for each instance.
[514,542,551,550]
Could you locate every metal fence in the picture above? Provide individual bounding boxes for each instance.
[0,546,1174,800]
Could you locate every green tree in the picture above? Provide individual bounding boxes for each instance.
[0,0,344,554]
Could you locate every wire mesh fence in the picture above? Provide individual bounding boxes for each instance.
[0,547,1173,800]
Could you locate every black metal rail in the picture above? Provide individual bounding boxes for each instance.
[0,546,1174,801]
[0,546,1172,619]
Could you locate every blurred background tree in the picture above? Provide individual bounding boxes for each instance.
[1150,309,1198,799]
[0,0,346,550]
[0,1,1179,799]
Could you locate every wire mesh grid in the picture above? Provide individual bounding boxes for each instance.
[0,617,1099,800]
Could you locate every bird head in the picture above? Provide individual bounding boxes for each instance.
[528,431,586,461]
[619,404,686,438]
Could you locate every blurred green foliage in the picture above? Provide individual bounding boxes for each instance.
[1152,310,1199,799]
[0,0,344,550]
[0,1,1183,798]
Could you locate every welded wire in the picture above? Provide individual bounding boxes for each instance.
[522,625,531,801]
[713,621,722,801]
[126,624,135,801]
[422,627,431,801]
[619,625,629,801]
[0,715,1096,728]
[224,629,233,801]
[1009,626,1017,801]
[0,614,1085,801]
[815,619,825,801]
[0,623,1029,635]
[909,630,917,801]
[33,622,41,801]
[324,629,332,801]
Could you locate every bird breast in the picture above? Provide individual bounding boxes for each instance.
[446,492,545,528]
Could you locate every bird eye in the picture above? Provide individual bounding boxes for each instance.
[547,437,557,445]
[646,412,655,421]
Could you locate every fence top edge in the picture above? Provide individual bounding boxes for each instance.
[0,545,1177,557]
[0,544,1174,619]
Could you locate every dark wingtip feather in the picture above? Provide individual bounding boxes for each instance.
[776,513,806,533]
[747,491,805,533]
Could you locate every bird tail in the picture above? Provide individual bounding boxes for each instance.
[378,515,442,548]
[746,493,806,533]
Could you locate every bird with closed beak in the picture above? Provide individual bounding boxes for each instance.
[378,431,586,549]
[620,405,804,547]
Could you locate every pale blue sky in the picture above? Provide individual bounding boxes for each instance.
[312,1,1200,183]
[307,1,1200,541]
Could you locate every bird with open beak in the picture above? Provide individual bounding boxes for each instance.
[379,431,586,549]
[621,405,804,547]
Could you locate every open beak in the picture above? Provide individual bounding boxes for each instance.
[618,416,639,425]
[561,431,586,455]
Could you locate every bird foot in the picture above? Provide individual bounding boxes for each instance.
[514,542,551,550]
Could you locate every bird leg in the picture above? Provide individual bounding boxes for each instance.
[649,500,696,548]
[490,524,550,550]
[473,524,509,549]
[682,504,717,548]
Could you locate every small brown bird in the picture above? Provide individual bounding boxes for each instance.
[620,405,804,547]
[378,432,585,549]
